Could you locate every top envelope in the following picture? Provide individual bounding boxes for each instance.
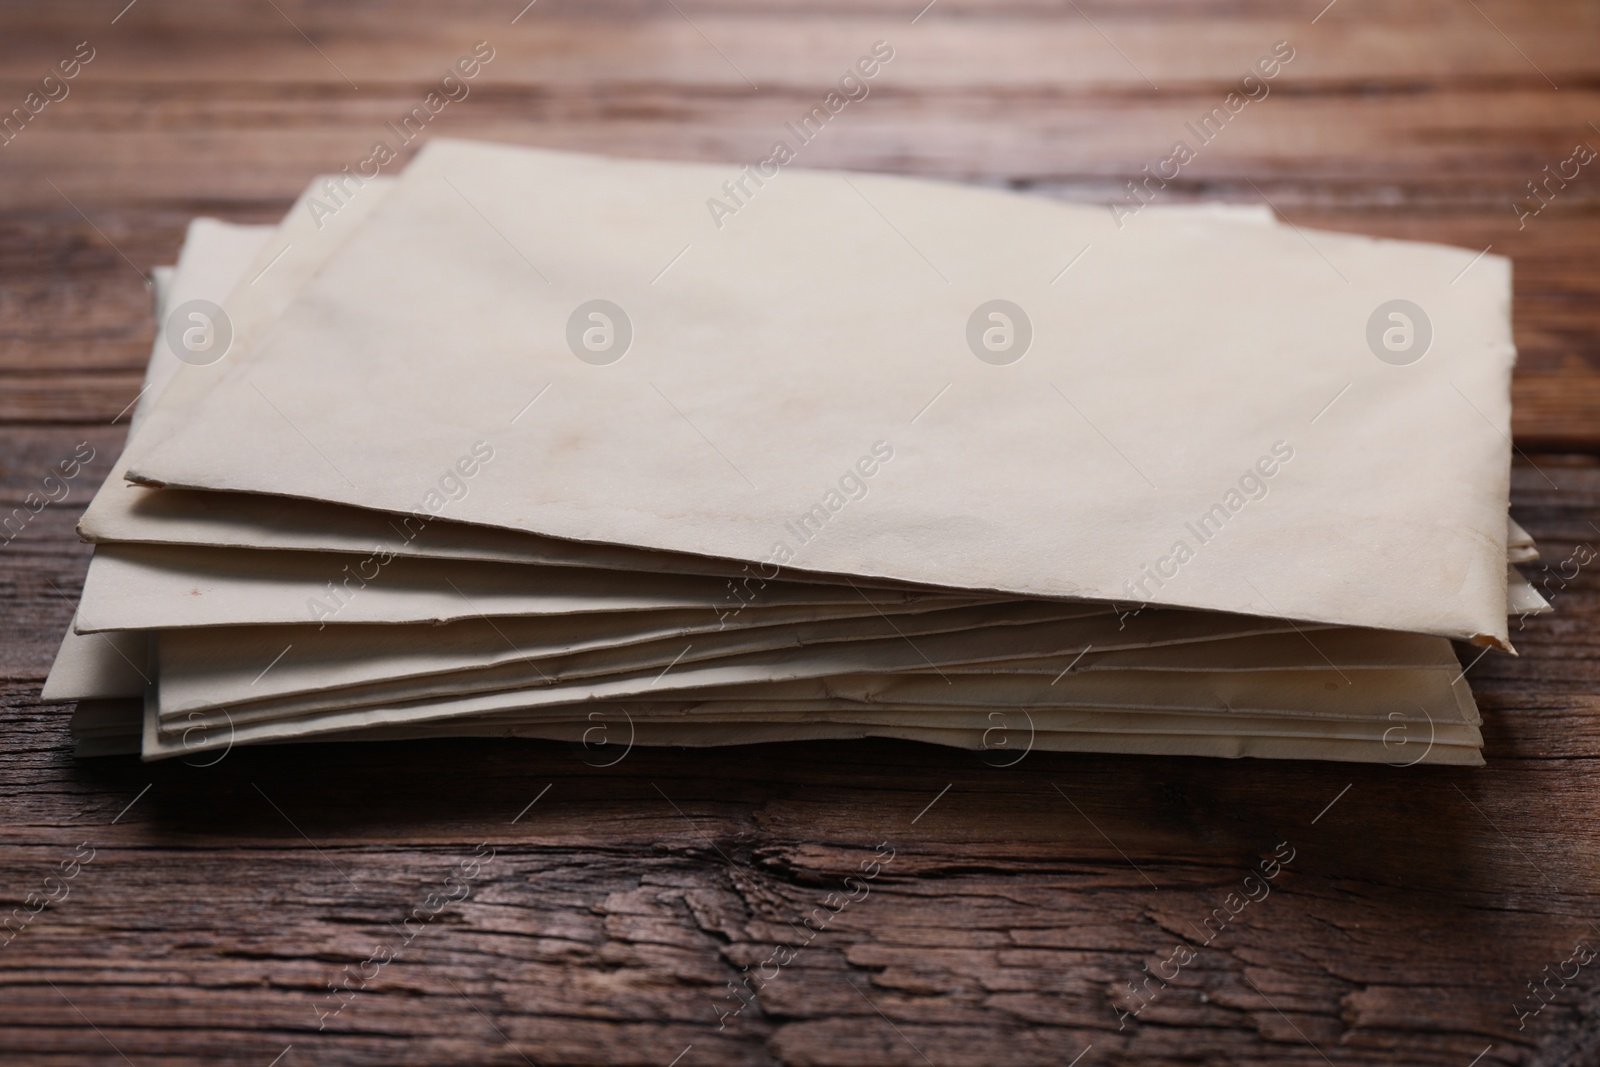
[128,140,1515,646]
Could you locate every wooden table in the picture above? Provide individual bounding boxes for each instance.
[4,1,1598,1063]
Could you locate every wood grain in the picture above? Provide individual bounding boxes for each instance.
[3,1,1599,1063]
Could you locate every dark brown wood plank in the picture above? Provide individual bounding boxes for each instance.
[3,0,1600,1063]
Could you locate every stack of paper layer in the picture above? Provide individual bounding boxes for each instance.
[45,140,1545,765]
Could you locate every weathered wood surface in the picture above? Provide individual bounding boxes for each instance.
[3,1,1600,1063]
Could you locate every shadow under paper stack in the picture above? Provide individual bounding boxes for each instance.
[44,140,1545,765]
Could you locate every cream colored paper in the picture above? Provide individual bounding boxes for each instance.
[40,621,147,701]
[154,599,1098,710]
[158,613,1315,731]
[87,201,1285,572]
[81,179,395,539]
[129,142,1516,646]
[50,180,379,701]
[75,543,971,633]
[43,219,274,703]
[142,661,1482,764]
[47,154,1510,771]
[154,618,1451,718]
[129,222,272,427]
[155,603,1157,720]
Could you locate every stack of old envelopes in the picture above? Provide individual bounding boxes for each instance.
[44,139,1545,765]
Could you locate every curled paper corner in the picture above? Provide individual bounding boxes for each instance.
[1473,632,1516,656]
